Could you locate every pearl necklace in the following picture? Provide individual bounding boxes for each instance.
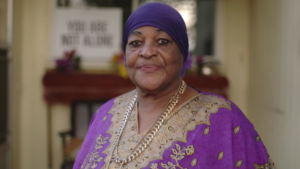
[107,80,186,168]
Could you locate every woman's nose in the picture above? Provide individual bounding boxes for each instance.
[139,42,157,59]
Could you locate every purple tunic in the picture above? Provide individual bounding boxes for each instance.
[73,90,275,169]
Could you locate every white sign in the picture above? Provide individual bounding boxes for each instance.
[52,8,122,62]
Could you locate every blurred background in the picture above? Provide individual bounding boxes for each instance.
[0,0,299,168]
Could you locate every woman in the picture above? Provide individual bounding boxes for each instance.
[74,2,276,169]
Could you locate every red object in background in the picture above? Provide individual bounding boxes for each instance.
[64,50,76,61]
[42,71,229,105]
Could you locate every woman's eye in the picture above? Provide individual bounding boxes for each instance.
[158,39,170,45]
[129,40,142,46]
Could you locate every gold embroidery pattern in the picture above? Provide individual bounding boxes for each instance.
[204,127,210,135]
[103,91,232,168]
[150,144,195,169]
[102,115,107,122]
[80,134,108,169]
[191,158,197,167]
[254,154,276,169]
[236,159,243,168]
[150,163,159,169]
[234,126,240,134]
[185,104,191,109]
[218,151,224,160]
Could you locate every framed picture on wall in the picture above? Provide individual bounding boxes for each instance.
[51,5,123,70]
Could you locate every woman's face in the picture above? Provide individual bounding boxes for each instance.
[125,26,183,92]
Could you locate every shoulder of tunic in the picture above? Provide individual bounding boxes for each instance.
[195,91,250,127]
[192,92,273,168]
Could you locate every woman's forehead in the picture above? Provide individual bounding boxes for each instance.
[129,26,168,37]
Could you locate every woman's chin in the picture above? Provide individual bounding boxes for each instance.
[134,74,165,92]
[136,80,162,91]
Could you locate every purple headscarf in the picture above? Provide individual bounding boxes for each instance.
[122,2,189,63]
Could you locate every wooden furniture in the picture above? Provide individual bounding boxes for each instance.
[42,70,229,168]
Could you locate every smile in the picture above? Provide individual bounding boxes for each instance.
[138,64,162,73]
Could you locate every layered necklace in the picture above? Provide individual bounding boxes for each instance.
[106,80,186,168]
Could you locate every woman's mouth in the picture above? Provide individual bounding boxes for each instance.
[139,65,162,73]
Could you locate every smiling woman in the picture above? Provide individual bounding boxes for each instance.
[126,27,183,94]
[73,2,276,169]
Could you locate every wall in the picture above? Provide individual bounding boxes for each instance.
[10,0,84,169]
[0,0,7,46]
[216,0,250,115]
[11,0,51,168]
[248,0,300,168]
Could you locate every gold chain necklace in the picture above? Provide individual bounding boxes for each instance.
[106,80,186,168]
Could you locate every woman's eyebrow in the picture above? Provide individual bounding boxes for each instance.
[129,31,141,37]
[156,29,163,32]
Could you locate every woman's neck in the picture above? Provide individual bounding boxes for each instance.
[136,79,182,114]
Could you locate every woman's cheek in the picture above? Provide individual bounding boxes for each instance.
[125,54,136,69]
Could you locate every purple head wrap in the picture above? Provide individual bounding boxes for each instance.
[122,2,189,63]
[123,2,192,77]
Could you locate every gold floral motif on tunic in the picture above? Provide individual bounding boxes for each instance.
[218,151,224,160]
[236,160,243,168]
[81,134,108,169]
[102,90,232,168]
[150,144,194,169]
